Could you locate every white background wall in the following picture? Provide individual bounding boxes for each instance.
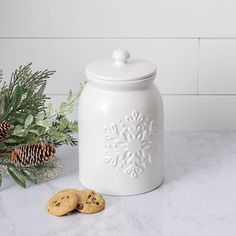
[1,0,236,130]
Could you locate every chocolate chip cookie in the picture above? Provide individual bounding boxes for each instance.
[46,191,79,216]
[76,189,105,214]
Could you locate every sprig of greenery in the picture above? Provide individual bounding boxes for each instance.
[0,70,7,95]
[0,156,56,188]
[0,64,83,188]
[36,89,81,147]
[0,64,82,150]
[2,63,53,122]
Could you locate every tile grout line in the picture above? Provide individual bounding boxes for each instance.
[47,94,236,96]
[161,94,236,96]
[196,38,200,95]
[1,37,236,40]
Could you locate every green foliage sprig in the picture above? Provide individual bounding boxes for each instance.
[0,63,84,188]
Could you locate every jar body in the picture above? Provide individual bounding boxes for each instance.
[78,81,164,196]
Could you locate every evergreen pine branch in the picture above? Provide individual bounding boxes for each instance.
[2,63,55,122]
[0,70,7,97]
[0,64,82,188]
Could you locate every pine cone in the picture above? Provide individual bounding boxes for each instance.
[11,143,56,167]
[0,121,11,142]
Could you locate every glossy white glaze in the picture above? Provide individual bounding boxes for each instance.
[79,50,163,195]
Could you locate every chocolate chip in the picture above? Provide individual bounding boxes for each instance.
[92,198,97,203]
[55,202,61,207]
[96,202,99,205]
[77,204,84,210]
[67,196,69,199]
[88,195,91,198]
[61,197,65,200]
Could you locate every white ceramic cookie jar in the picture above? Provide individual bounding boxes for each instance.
[78,49,164,196]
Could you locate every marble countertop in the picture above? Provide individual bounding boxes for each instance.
[1,132,236,236]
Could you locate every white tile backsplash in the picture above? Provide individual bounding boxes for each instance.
[199,39,236,94]
[1,1,236,130]
[0,0,236,37]
[0,39,198,95]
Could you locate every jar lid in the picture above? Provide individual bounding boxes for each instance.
[85,49,157,82]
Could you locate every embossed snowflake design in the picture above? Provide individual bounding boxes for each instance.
[104,111,158,178]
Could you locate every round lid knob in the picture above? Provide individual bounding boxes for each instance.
[112,49,130,64]
[85,49,156,82]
